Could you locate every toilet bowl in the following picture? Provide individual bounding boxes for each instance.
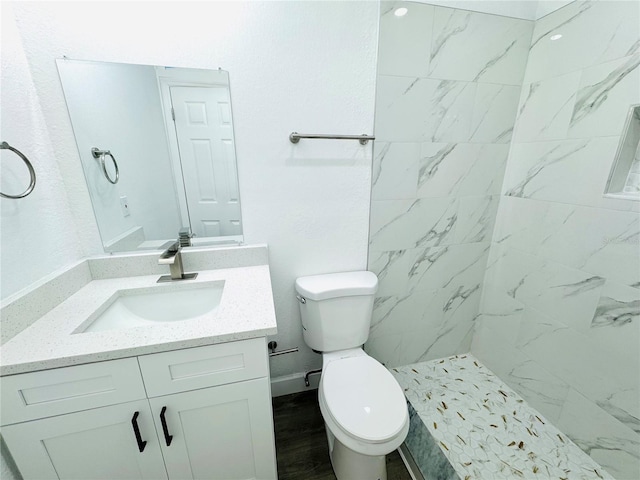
[295,272,409,480]
[319,349,409,479]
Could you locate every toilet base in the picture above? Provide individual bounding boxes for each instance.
[326,424,387,480]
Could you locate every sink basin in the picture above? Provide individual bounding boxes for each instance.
[75,281,225,333]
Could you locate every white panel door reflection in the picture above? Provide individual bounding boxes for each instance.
[170,86,241,238]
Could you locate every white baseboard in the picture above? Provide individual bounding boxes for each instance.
[270,371,321,397]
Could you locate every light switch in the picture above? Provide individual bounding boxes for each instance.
[120,195,130,217]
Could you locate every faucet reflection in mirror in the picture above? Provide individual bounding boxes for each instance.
[56,59,243,253]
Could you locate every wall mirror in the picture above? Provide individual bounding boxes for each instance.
[57,58,243,253]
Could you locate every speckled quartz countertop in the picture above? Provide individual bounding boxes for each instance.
[0,265,277,376]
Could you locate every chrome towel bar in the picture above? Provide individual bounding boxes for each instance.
[0,142,36,199]
[289,132,375,145]
[91,147,119,184]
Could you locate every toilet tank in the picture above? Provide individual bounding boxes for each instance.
[295,271,378,352]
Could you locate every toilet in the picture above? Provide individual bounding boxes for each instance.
[295,271,409,480]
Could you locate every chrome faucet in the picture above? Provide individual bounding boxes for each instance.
[159,241,184,280]
[158,242,197,282]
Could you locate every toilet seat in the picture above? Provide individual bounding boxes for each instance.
[319,354,409,456]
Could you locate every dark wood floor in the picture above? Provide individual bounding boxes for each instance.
[272,390,413,480]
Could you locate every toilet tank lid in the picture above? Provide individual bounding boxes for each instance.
[295,271,378,301]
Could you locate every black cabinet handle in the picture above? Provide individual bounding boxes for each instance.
[160,406,173,446]
[131,411,147,453]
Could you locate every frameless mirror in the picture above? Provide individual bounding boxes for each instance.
[57,59,243,253]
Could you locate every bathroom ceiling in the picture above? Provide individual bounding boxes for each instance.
[408,0,574,20]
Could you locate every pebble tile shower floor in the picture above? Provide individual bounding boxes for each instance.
[392,354,612,480]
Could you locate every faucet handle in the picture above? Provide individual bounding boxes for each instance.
[178,228,193,247]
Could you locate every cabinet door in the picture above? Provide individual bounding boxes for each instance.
[149,377,277,480]
[1,400,168,480]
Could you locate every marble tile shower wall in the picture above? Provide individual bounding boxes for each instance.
[365,2,533,366]
[471,1,640,478]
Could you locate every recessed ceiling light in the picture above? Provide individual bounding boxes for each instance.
[550,34,563,41]
[394,7,408,17]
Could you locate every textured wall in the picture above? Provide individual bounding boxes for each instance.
[472,1,640,478]
[365,1,533,366]
[0,5,84,301]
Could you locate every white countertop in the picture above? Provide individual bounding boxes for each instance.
[0,265,277,376]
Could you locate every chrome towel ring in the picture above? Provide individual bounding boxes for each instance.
[0,141,36,199]
[91,147,119,184]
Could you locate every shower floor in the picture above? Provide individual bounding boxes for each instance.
[392,354,612,480]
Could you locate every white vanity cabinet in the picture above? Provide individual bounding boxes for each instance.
[138,338,277,480]
[148,379,276,479]
[2,400,168,480]
[1,338,277,480]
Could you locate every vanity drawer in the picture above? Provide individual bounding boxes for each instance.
[138,338,268,397]
[0,358,146,425]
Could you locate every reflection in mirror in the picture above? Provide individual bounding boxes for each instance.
[57,59,243,253]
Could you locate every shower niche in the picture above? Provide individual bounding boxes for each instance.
[605,104,640,199]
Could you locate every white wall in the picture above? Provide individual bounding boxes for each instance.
[57,60,182,245]
[0,4,84,300]
[10,1,379,381]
